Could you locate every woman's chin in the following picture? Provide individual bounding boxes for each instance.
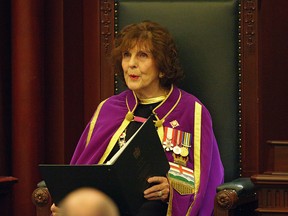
[126,83,140,91]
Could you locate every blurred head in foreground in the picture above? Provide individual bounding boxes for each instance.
[59,187,120,216]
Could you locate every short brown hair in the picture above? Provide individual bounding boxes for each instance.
[111,21,183,88]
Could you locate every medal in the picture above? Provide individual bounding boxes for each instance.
[162,127,174,151]
[180,132,191,157]
[180,147,189,157]
[173,145,181,155]
[163,139,174,151]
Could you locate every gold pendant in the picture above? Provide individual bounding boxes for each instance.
[180,147,189,157]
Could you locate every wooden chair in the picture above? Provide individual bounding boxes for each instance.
[32,0,259,215]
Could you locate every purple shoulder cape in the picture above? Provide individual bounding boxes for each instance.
[70,86,224,216]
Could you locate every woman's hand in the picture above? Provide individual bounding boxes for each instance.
[143,176,170,202]
[51,203,61,216]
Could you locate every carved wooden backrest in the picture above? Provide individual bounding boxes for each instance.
[101,0,259,180]
[99,0,259,181]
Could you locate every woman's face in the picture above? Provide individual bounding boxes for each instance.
[122,45,164,99]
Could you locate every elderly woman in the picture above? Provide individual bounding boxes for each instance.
[52,21,223,216]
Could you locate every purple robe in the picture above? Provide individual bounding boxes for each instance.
[71,85,224,216]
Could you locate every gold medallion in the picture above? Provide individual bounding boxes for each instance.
[180,147,189,157]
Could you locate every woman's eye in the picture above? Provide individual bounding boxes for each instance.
[122,52,130,58]
[138,52,148,59]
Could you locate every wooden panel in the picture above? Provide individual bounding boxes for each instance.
[251,174,288,215]
[63,0,85,162]
[83,0,102,122]
[259,0,288,173]
[44,0,65,163]
[43,0,107,164]
[267,141,288,172]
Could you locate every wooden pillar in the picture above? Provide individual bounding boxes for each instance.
[0,0,12,175]
[11,0,44,215]
[240,0,260,177]
[100,0,115,98]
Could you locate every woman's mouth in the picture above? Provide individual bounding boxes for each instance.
[129,74,139,80]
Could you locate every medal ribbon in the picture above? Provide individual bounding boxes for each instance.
[182,132,191,147]
[176,130,183,146]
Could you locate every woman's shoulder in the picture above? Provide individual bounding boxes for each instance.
[177,87,211,114]
[96,90,131,112]
[101,89,130,103]
[92,90,131,119]
[177,87,202,104]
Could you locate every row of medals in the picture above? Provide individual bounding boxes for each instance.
[162,128,191,158]
[118,127,191,158]
[162,138,190,157]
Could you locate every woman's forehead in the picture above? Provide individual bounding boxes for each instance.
[122,39,153,51]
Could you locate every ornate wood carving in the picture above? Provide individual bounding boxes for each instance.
[239,0,260,177]
[243,0,257,53]
[216,189,239,209]
[31,187,51,207]
[100,0,115,99]
[100,0,114,55]
[31,186,52,216]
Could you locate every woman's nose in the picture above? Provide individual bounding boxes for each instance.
[128,55,138,68]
